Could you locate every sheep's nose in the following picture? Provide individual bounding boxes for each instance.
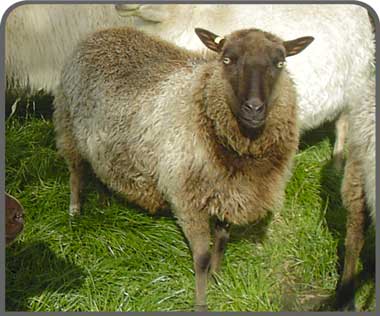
[243,100,265,115]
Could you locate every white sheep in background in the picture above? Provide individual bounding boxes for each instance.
[5,4,375,168]
[346,77,376,222]
[338,76,375,311]
[5,4,134,92]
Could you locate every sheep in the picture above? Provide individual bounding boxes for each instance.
[337,76,375,311]
[5,193,24,246]
[53,26,313,311]
[116,4,376,169]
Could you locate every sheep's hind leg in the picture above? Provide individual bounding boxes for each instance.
[54,91,85,216]
[68,156,84,216]
[333,112,348,170]
[177,210,211,311]
[210,220,230,276]
[54,126,85,216]
[337,157,366,311]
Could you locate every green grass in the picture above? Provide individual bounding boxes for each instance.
[5,116,375,312]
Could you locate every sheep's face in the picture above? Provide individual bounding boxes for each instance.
[195,28,313,138]
[6,194,24,245]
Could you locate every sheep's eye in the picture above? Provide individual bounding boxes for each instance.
[276,60,286,69]
[223,57,231,65]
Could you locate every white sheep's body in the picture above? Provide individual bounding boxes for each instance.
[5,4,133,92]
[118,4,375,132]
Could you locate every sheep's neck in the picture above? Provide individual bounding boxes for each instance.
[194,64,255,174]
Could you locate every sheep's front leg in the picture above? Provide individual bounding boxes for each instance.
[177,211,211,311]
[333,112,348,170]
[337,158,366,310]
[210,220,230,275]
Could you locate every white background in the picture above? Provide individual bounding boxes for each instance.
[1,0,379,36]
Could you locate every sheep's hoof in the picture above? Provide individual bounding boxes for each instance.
[343,302,356,312]
[335,286,356,311]
[194,304,208,312]
[336,298,356,312]
[336,301,356,312]
[69,204,81,216]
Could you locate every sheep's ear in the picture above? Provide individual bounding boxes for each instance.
[284,36,314,57]
[195,28,225,52]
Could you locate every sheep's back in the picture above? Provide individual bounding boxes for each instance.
[72,27,200,93]
[58,26,202,157]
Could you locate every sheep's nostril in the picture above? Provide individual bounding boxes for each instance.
[244,103,254,111]
[255,104,265,114]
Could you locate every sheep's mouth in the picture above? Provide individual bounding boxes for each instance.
[237,117,265,139]
[115,4,141,16]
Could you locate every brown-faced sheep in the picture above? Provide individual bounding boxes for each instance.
[53,27,313,311]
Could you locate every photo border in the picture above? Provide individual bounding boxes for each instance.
[1,0,378,315]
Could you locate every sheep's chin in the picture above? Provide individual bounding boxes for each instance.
[237,120,265,140]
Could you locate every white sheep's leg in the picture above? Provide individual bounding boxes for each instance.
[177,210,211,311]
[210,220,230,276]
[337,157,366,311]
[333,112,348,170]
[68,158,84,216]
